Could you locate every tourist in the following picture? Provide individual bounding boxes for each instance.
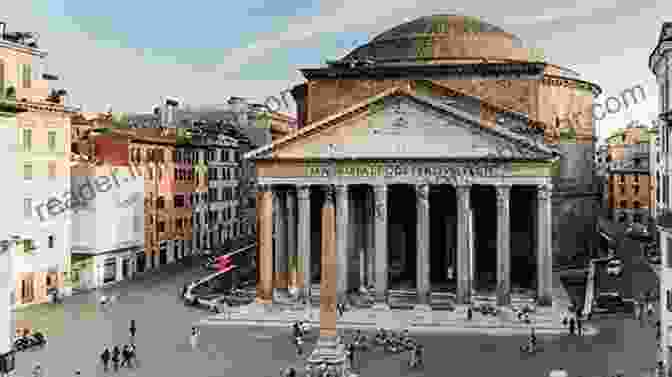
[190,327,199,350]
[568,317,576,335]
[111,345,121,372]
[129,319,137,341]
[577,316,583,336]
[100,347,110,372]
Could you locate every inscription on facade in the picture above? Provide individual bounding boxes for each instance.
[305,162,505,179]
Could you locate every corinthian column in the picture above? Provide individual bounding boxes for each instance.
[335,184,349,305]
[456,182,473,304]
[286,188,298,295]
[256,184,273,304]
[415,183,432,310]
[373,184,389,309]
[495,184,511,306]
[297,185,311,301]
[273,189,288,292]
[307,185,350,377]
[536,183,553,306]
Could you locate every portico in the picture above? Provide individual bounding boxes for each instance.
[247,88,559,307]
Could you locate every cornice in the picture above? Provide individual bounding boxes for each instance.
[300,62,545,80]
[0,40,48,57]
[542,75,602,97]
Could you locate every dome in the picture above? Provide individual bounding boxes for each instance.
[343,14,531,65]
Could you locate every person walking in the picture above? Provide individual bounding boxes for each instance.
[100,347,111,372]
[31,363,43,377]
[577,316,583,336]
[467,307,473,321]
[190,327,199,350]
[111,345,120,372]
[346,342,355,369]
[568,317,576,336]
[120,345,130,368]
[129,320,136,341]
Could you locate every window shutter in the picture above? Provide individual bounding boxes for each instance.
[17,64,22,89]
[24,64,31,88]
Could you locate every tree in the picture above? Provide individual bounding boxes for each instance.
[111,112,129,128]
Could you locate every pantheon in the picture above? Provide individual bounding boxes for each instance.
[245,14,601,309]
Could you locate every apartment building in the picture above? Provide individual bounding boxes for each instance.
[650,21,672,371]
[69,131,143,290]
[173,131,194,259]
[605,125,655,226]
[0,21,77,306]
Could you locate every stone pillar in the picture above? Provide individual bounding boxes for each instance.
[256,184,273,304]
[348,187,357,290]
[335,184,349,305]
[286,188,298,295]
[273,189,288,292]
[373,184,389,309]
[456,182,473,304]
[366,188,375,288]
[297,185,311,300]
[445,215,455,279]
[307,185,350,376]
[415,183,432,309]
[495,184,512,306]
[537,183,553,306]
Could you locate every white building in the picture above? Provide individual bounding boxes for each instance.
[650,21,672,370]
[69,163,144,290]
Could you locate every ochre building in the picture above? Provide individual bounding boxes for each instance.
[247,14,601,307]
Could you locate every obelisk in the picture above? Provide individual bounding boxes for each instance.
[307,185,350,376]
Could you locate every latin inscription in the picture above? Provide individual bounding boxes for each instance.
[305,162,504,178]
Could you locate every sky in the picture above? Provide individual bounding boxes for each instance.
[4,0,671,141]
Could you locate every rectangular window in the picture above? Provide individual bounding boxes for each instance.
[175,195,184,208]
[48,161,56,179]
[48,235,54,248]
[667,289,672,312]
[23,129,32,151]
[48,131,56,152]
[158,221,165,233]
[24,198,32,219]
[23,163,32,180]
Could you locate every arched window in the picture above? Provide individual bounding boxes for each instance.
[620,200,627,208]
[633,201,641,209]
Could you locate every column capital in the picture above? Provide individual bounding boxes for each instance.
[415,183,430,202]
[323,185,335,205]
[495,184,511,207]
[257,183,271,192]
[297,185,310,200]
[373,184,388,194]
[537,183,553,201]
[334,184,348,194]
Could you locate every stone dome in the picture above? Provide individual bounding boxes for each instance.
[343,14,532,65]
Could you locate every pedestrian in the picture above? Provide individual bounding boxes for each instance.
[346,342,355,368]
[635,300,641,320]
[100,347,111,371]
[408,343,417,368]
[415,344,424,368]
[129,320,136,341]
[190,327,199,350]
[562,315,568,327]
[294,331,303,356]
[111,345,120,372]
[568,317,576,335]
[467,307,473,321]
[120,345,130,368]
[32,363,43,377]
[577,316,583,336]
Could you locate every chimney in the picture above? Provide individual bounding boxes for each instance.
[0,22,6,40]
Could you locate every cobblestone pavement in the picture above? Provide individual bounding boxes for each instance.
[8,262,657,377]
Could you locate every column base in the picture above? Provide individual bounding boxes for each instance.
[372,302,390,311]
[306,336,354,377]
[536,295,553,307]
[413,304,432,312]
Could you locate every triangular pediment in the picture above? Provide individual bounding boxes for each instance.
[247,88,559,160]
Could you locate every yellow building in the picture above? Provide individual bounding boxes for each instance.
[1,21,76,306]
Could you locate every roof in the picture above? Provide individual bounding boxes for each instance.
[342,14,527,65]
[245,85,560,160]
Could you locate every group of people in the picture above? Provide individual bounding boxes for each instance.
[562,315,585,336]
[100,320,138,372]
[373,329,424,368]
[100,344,137,371]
